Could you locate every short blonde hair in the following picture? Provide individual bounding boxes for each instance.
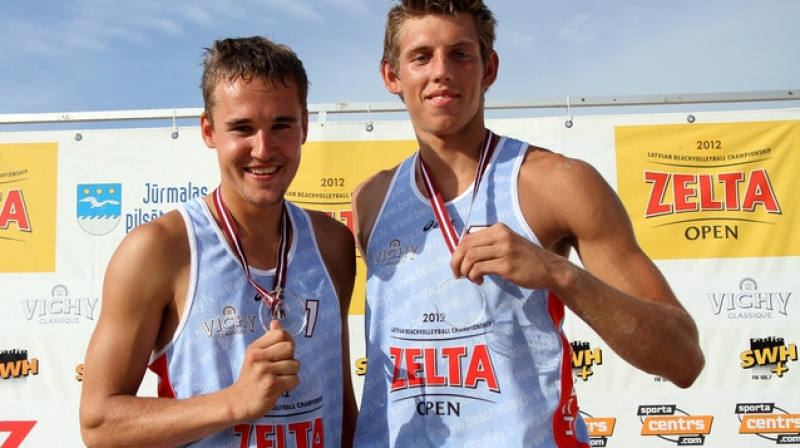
[382,0,497,73]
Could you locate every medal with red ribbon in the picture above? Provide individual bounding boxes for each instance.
[418,130,495,327]
[212,187,306,334]
[418,129,495,251]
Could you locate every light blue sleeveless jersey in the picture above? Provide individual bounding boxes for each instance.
[149,198,344,448]
[354,135,590,447]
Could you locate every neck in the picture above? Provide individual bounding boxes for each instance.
[207,189,285,270]
[417,127,491,201]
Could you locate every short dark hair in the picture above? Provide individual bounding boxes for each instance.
[201,36,309,123]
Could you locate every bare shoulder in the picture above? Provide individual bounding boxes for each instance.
[103,209,190,319]
[306,208,354,249]
[352,165,399,251]
[522,147,605,189]
[305,209,356,304]
[113,209,189,272]
[519,147,630,249]
[87,209,189,373]
[352,166,398,210]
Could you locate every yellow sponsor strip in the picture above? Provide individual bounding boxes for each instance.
[0,142,58,272]
[615,120,800,259]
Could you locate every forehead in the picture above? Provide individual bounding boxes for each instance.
[212,77,302,113]
[398,13,480,52]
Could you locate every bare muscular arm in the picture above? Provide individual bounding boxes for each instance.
[79,210,300,448]
[451,149,704,388]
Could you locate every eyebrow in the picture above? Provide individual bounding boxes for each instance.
[272,115,299,124]
[223,115,299,127]
[404,39,477,55]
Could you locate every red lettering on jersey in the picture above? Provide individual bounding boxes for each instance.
[236,418,323,448]
[390,346,406,390]
[441,346,466,387]
[424,347,447,386]
[405,347,424,387]
[390,344,499,392]
[464,344,500,391]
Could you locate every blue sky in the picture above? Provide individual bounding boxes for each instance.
[1,0,798,115]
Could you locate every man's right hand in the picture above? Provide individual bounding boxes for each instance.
[231,319,301,422]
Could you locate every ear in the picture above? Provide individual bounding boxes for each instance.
[481,51,499,91]
[200,111,216,149]
[381,60,403,96]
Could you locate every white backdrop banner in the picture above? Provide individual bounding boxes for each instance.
[2,107,799,447]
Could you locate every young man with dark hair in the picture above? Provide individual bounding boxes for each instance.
[80,36,357,447]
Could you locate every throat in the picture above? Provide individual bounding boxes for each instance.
[417,154,479,202]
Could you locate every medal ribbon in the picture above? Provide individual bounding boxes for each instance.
[418,130,495,253]
[212,187,289,314]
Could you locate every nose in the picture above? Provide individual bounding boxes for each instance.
[252,129,271,160]
[431,51,451,82]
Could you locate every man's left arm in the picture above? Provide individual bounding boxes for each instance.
[534,156,705,387]
[452,153,704,388]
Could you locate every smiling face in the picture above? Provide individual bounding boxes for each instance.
[382,12,498,140]
[201,76,308,215]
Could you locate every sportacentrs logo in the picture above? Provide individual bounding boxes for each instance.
[740,336,798,380]
[372,239,419,268]
[580,409,616,447]
[735,402,800,444]
[637,404,713,445]
[571,340,603,382]
[708,277,791,320]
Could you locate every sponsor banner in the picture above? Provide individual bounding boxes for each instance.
[571,340,604,382]
[1,109,799,447]
[637,404,714,446]
[287,139,417,314]
[736,403,800,444]
[0,142,58,272]
[0,421,36,448]
[707,276,792,323]
[615,120,800,260]
[0,348,39,381]
[740,336,798,380]
[581,411,617,447]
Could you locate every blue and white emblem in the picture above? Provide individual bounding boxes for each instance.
[77,183,121,235]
